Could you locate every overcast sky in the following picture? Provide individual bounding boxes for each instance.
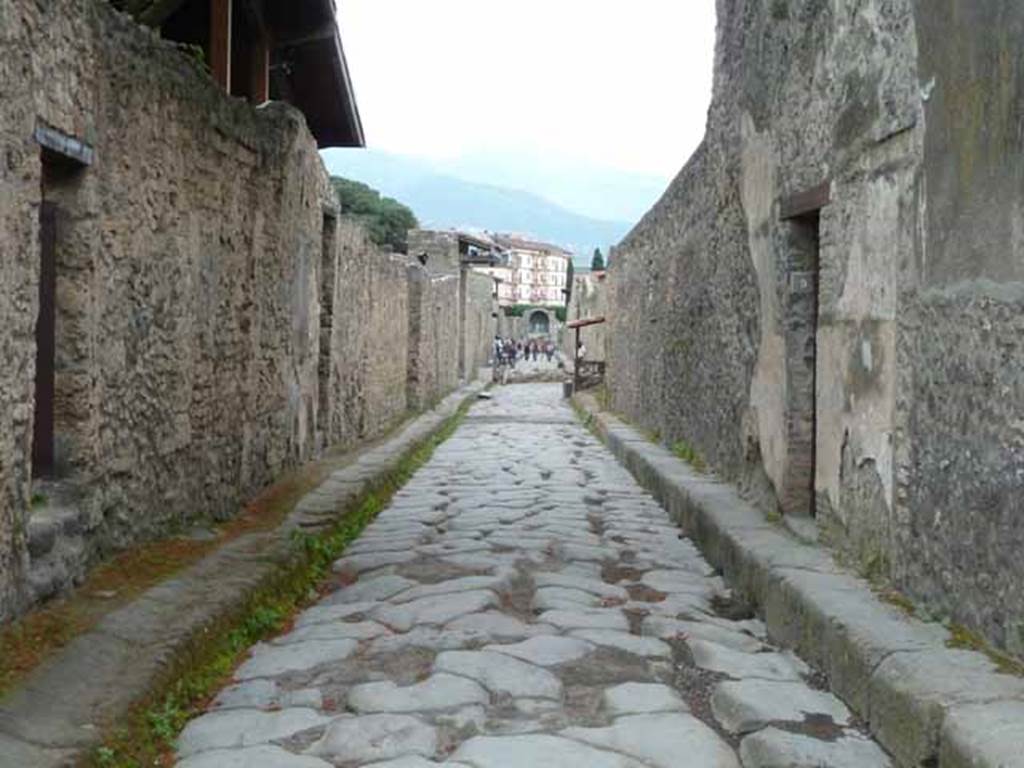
[336,1,717,182]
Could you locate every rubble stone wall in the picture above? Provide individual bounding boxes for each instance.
[407,270,461,412]
[607,0,1024,653]
[463,271,497,376]
[565,273,608,362]
[0,0,476,620]
[323,220,410,450]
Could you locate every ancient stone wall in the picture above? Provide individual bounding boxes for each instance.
[322,220,410,450]
[607,0,1024,653]
[0,0,478,621]
[462,271,497,378]
[406,230,461,276]
[565,273,608,362]
[406,270,461,412]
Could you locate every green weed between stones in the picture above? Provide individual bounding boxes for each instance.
[570,397,599,436]
[671,440,706,473]
[88,400,472,768]
[947,623,1024,677]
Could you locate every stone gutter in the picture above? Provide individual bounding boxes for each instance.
[0,382,486,768]
[573,392,1024,768]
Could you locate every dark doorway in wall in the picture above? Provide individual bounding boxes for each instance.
[779,181,829,519]
[317,211,338,448]
[32,200,58,476]
[33,154,82,477]
[32,132,90,478]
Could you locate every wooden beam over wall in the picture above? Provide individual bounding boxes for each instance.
[779,180,831,220]
[211,0,232,91]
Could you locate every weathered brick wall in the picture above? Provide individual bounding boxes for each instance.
[0,0,471,620]
[607,0,1024,653]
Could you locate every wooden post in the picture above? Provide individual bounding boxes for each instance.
[250,31,270,103]
[210,0,232,91]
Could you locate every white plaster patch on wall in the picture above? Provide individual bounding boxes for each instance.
[740,113,787,499]
[836,176,900,321]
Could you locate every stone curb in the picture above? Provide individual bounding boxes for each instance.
[0,382,485,768]
[573,393,1024,768]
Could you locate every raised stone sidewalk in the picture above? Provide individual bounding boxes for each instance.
[574,392,1024,767]
[173,384,895,767]
[0,383,485,768]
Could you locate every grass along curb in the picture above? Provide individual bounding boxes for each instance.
[88,397,473,768]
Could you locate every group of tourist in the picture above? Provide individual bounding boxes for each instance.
[492,337,557,367]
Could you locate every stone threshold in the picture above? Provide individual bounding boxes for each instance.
[573,392,1024,768]
[0,382,486,768]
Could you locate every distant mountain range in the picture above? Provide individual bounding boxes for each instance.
[321,149,664,262]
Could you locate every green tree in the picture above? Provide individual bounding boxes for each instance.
[330,177,418,253]
[591,247,605,271]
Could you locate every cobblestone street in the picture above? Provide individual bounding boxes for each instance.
[175,384,891,768]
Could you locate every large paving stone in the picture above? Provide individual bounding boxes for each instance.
[347,673,490,713]
[390,573,513,604]
[177,708,331,757]
[485,636,595,666]
[295,601,379,626]
[562,712,741,768]
[234,639,358,680]
[688,640,807,681]
[445,611,555,641]
[538,608,630,631]
[570,629,672,658]
[739,727,893,768]
[211,679,322,711]
[306,714,438,764]
[362,758,472,768]
[434,650,563,699]
[451,734,649,768]
[324,574,418,605]
[641,569,720,595]
[274,619,389,644]
[177,745,333,768]
[939,701,1024,768]
[534,572,629,600]
[603,683,689,716]
[368,627,489,654]
[176,749,331,765]
[532,586,604,611]
[333,551,418,574]
[711,679,852,734]
[372,590,499,631]
[642,615,763,652]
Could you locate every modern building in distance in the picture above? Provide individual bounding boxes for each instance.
[492,234,572,308]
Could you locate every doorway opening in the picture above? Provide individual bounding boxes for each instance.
[529,310,550,336]
[32,151,85,479]
[778,181,829,519]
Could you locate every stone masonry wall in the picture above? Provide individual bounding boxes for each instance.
[463,271,497,377]
[0,0,478,621]
[323,220,410,449]
[407,270,461,412]
[607,0,1024,653]
[565,273,608,362]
